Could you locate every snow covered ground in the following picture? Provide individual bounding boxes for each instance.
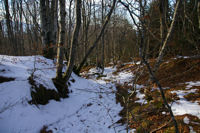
[0,55,200,133]
[171,88,200,119]
[0,55,125,133]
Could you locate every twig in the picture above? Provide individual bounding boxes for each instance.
[150,119,172,133]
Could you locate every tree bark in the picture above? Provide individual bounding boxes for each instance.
[76,0,117,73]
[66,0,73,60]
[198,0,200,29]
[4,0,16,55]
[100,0,105,74]
[40,0,57,59]
[63,0,82,83]
[56,0,66,79]
[154,0,180,73]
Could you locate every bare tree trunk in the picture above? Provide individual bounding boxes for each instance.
[40,0,57,59]
[112,9,116,66]
[100,0,105,74]
[40,0,48,55]
[4,0,16,55]
[93,0,100,69]
[49,0,58,57]
[12,0,19,55]
[18,0,25,55]
[76,0,117,73]
[63,0,82,83]
[154,0,180,72]
[66,0,73,59]
[198,0,200,29]
[56,0,66,79]
[119,1,180,132]
[142,58,180,133]
[139,2,179,132]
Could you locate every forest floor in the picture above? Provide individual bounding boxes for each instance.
[81,56,200,133]
[0,55,200,133]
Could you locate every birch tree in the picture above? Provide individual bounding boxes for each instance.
[76,0,117,74]
[63,0,82,83]
[56,0,66,79]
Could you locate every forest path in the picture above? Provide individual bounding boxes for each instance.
[0,55,128,133]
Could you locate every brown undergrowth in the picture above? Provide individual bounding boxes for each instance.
[80,57,200,132]
[115,57,200,132]
[137,58,200,88]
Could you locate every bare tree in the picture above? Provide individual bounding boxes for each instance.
[100,0,105,74]
[40,0,58,59]
[63,0,82,83]
[76,0,117,74]
[66,0,73,59]
[198,0,200,29]
[154,0,180,73]
[119,0,180,132]
[4,0,16,55]
[56,0,66,79]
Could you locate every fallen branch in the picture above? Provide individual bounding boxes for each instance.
[150,119,172,133]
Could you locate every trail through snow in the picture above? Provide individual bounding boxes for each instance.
[1,55,200,133]
[0,55,126,133]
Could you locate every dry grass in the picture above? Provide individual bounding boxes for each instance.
[137,58,200,88]
[81,57,200,132]
[116,57,200,132]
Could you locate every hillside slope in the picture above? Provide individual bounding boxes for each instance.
[0,55,125,133]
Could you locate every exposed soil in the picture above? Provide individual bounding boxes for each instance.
[0,76,15,83]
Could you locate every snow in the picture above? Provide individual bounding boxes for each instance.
[183,116,190,124]
[186,81,200,89]
[171,89,200,119]
[0,55,126,133]
[189,126,196,133]
[135,89,147,104]
[129,129,136,133]
[90,66,134,84]
[162,112,166,115]
[1,55,200,133]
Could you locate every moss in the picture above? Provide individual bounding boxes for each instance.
[52,78,69,98]
[152,100,163,108]
[136,126,148,133]
[164,127,175,133]
[28,76,65,105]
[141,120,151,130]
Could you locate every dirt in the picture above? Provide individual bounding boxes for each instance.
[0,76,15,83]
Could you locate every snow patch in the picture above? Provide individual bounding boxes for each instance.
[171,90,200,119]
[183,116,190,124]
[189,126,196,133]
[186,81,200,89]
